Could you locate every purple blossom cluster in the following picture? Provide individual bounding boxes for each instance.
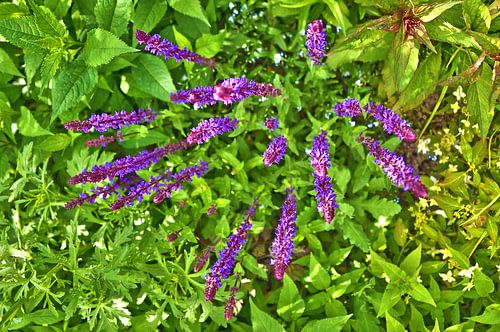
[364,103,416,141]
[310,131,337,223]
[187,117,239,144]
[205,201,257,301]
[306,20,327,66]
[85,132,123,148]
[270,188,297,281]
[333,98,363,118]
[263,135,288,166]
[170,77,281,108]
[64,181,123,209]
[224,286,239,321]
[360,136,428,198]
[136,29,215,67]
[264,117,279,131]
[64,109,156,133]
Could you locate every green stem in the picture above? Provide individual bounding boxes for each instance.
[460,193,500,226]
[419,86,448,140]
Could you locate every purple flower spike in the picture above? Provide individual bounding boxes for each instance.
[264,117,279,131]
[271,188,297,281]
[187,117,239,145]
[306,20,327,66]
[136,29,215,67]
[364,103,416,141]
[333,98,363,118]
[310,130,331,176]
[224,286,239,321]
[263,135,288,166]
[85,134,116,148]
[205,201,258,301]
[360,135,428,198]
[64,109,156,133]
[170,86,217,109]
[313,173,338,223]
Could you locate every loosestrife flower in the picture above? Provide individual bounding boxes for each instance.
[333,98,363,118]
[64,180,125,209]
[136,29,215,67]
[263,135,288,166]
[364,103,416,141]
[187,117,239,144]
[224,286,239,321]
[309,130,331,176]
[264,117,279,131]
[306,19,327,66]
[205,201,257,301]
[64,109,156,133]
[170,77,281,108]
[85,132,123,148]
[271,188,297,281]
[360,135,428,198]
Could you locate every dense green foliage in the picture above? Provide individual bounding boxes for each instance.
[0,0,499,331]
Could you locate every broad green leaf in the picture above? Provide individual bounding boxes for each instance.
[327,279,351,299]
[425,19,480,49]
[29,4,66,37]
[395,49,441,110]
[18,106,53,137]
[280,0,318,8]
[94,0,132,36]
[468,304,500,325]
[309,254,330,290]
[0,48,23,76]
[386,312,405,332]
[130,54,174,101]
[52,61,98,121]
[0,15,64,50]
[81,28,138,67]
[378,284,402,317]
[333,166,350,194]
[358,196,402,219]
[277,274,305,321]
[195,32,225,58]
[473,270,494,296]
[40,49,63,88]
[242,254,268,280]
[328,246,352,266]
[39,134,71,151]
[250,299,286,332]
[445,245,470,269]
[302,315,352,332]
[463,0,491,33]
[172,26,192,50]
[27,309,64,325]
[341,221,370,252]
[44,0,72,19]
[323,0,352,35]
[0,3,29,20]
[370,251,406,282]
[354,297,380,331]
[468,63,493,139]
[134,0,167,33]
[410,304,427,332]
[416,1,461,22]
[393,32,419,91]
[400,245,422,275]
[408,282,437,307]
[168,0,210,26]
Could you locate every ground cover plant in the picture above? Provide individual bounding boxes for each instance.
[0,0,499,331]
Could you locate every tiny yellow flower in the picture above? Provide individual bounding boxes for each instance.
[451,102,460,113]
[463,281,474,291]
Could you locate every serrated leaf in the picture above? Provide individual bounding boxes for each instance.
[302,315,352,332]
[40,50,62,88]
[18,106,53,137]
[195,32,225,58]
[134,0,167,33]
[0,48,23,76]
[463,0,491,33]
[94,0,132,36]
[81,28,137,67]
[400,245,421,275]
[0,3,29,20]
[425,19,480,49]
[468,63,493,139]
[309,254,330,290]
[250,299,286,332]
[359,196,402,219]
[354,297,380,331]
[342,221,370,252]
[168,0,210,26]
[277,274,305,321]
[130,54,175,101]
[52,61,98,121]
[39,134,71,152]
[408,282,436,307]
[0,15,63,50]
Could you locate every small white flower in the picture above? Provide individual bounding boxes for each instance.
[134,218,145,226]
[453,86,466,101]
[60,240,67,250]
[439,270,456,283]
[241,278,251,284]
[432,143,442,156]
[451,102,460,113]
[137,293,147,305]
[434,210,448,218]
[375,216,390,228]
[416,275,423,283]
[463,281,474,291]
[146,314,157,323]
[118,316,131,326]
[93,239,105,249]
[77,225,89,236]
[439,249,452,259]
[461,119,470,128]
[448,164,458,172]
[417,138,431,154]
[249,289,256,297]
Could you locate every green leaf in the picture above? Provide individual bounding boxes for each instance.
[18,106,53,137]
[130,54,175,101]
[400,245,421,275]
[354,296,380,331]
[0,15,63,50]
[473,270,494,296]
[463,0,491,33]
[468,304,500,325]
[341,221,370,252]
[52,61,98,121]
[416,1,461,22]
[394,49,441,110]
[280,0,318,8]
[134,0,167,33]
[408,282,437,307]
[323,0,352,35]
[0,3,29,20]
[277,274,305,321]
[39,50,63,88]
[0,48,23,76]
[410,304,427,332]
[468,63,493,140]
[250,299,286,332]
[94,0,132,36]
[378,283,402,317]
[386,312,405,332]
[425,19,480,49]
[445,245,470,269]
[329,246,352,266]
[168,0,210,26]
[393,32,419,91]
[81,28,138,67]
[302,315,352,332]
[242,254,268,280]
[309,253,330,290]
[39,134,71,151]
[370,251,406,282]
[195,32,225,58]
[358,196,402,219]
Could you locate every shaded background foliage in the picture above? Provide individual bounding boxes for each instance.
[0,0,499,331]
